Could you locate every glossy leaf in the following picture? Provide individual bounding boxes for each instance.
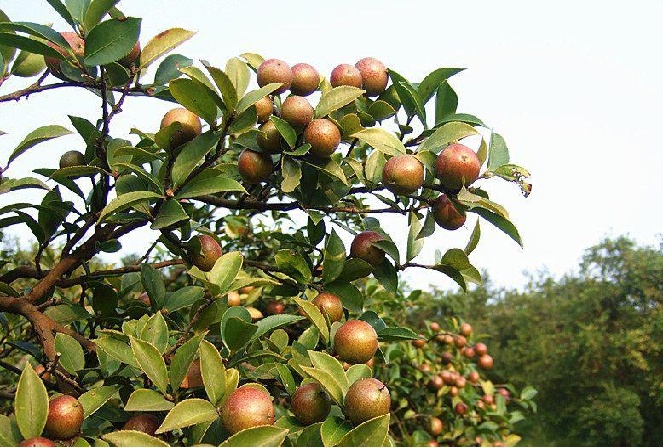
[488,132,510,170]
[207,251,243,294]
[281,156,301,193]
[125,389,174,412]
[176,169,245,199]
[54,333,85,374]
[337,414,390,447]
[102,430,169,447]
[252,314,305,342]
[171,131,222,186]
[169,78,219,124]
[156,399,218,434]
[321,416,352,447]
[140,28,195,69]
[434,81,458,124]
[198,340,226,406]
[301,366,344,405]
[418,67,465,103]
[14,365,48,440]
[141,263,166,310]
[351,128,405,156]
[139,312,169,354]
[203,63,238,111]
[322,229,346,284]
[236,83,282,114]
[308,350,349,394]
[417,121,478,154]
[78,386,118,418]
[295,298,330,344]
[315,86,364,118]
[130,336,169,393]
[84,18,141,66]
[8,125,72,166]
[464,219,481,255]
[97,190,161,223]
[219,425,288,447]
[169,334,204,391]
[83,0,121,31]
[94,334,138,368]
[151,199,189,230]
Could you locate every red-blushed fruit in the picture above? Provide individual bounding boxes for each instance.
[119,40,141,67]
[280,95,314,130]
[180,359,203,388]
[290,382,332,425]
[454,402,469,416]
[459,322,472,336]
[257,120,285,154]
[428,375,444,391]
[137,292,151,306]
[290,63,320,96]
[238,149,273,184]
[44,32,85,75]
[220,385,275,435]
[355,57,388,96]
[428,440,439,447]
[412,335,426,349]
[303,118,341,158]
[435,142,481,190]
[350,231,385,267]
[478,354,494,370]
[189,234,223,272]
[334,320,378,364]
[432,194,466,230]
[440,370,454,385]
[45,395,84,440]
[418,363,431,373]
[19,437,56,447]
[497,387,511,403]
[247,306,264,321]
[455,335,467,349]
[382,154,425,194]
[227,291,241,306]
[312,291,344,323]
[426,416,443,436]
[160,108,202,149]
[255,96,274,123]
[59,150,85,169]
[482,394,495,405]
[455,376,467,388]
[343,378,391,425]
[474,342,488,356]
[330,63,362,88]
[257,59,292,95]
[266,299,285,315]
[122,414,160,435]
[468,371,481,384]
[430,322,441,332]
[463,346,476,358]
[441,351,454,365]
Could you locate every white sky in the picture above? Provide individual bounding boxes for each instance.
[1,0,662,291]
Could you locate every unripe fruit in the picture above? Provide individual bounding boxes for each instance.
[180,359,203,388]
[418,363,431,373]
[334,320,378,364]
[435,143,481,190]
[478,354,494,370]
[119,41,141,67]
[257,120,285,154]
[482,394,495,405]
[238,149,273,184]
[330,64,362,88]
[497,387,511,403]
[290,382,332,425]
[227,291,241,306]
[239,286,255,294]
[220,385,275,435]
[382,154,424,194]
[426,416,443,437]
[312,291,344,323]
[280,96,314,130]
[19,437,56,447]
[474,342,488,356]
[355,57,388,96]
[122,414,160,435]
[160,108,202,149]
[455,402,469,416]
[59,150,85,169]
[349,231,385,267]
[255,96,274,123]
[344,378,390,425]
[45,32,85,75]
[257,59,292,95]
[290,63,320,96]
[432,194,466,230]
[459,322,472,336]
[45,395,84,440]
[189,234,223,272]
[303,118,341,158]
[455,376,467,388]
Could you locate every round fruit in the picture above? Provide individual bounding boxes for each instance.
[180,359,203,388]
[303,118,341,158]
[160,108,202,149]
[266,299,285,315]
[238,149,273,184]
[435,143,481,190]
[330,63,362,88]
[456,376,467,388]
[247,306,263,321]
[440,370,454,385]
[459,322,472,336]
[412,336,426,349]
[449,386,459,397]
[257,120,285,154]
[455,335,467,348]
[468,371,480,384]
[419,363,431,373]
[255,96,274,123]
[344,378,391,425]
[463,346,476,358]
[426,416,443,437]
[137,292,151,306]
[432,194,466,230]
[428,441,439,447]
[290,63,320,96]
[478,354,494,370]
[475,342,488,356]
[19,437,56,447]
[290,382,332,425]
[227,291,241,306]
[59,150,85,169]
[312,291,344,322]
[122,414,160,435]
[189,234,223,272]
[430,322,441,332]
[280,96,314,130]
[355,57,388,96]
[220,385,275,435]
[45,395,84,440]
[497,387,511,402]
[382,154,424,194]
[45,32,85,75]
[119,41,141,67]
[441,351,454,365]
[428,375,444,391]
[455,402,469,415]
[350,231,385,267]
[334,320,378,364]
[257,59,292,95]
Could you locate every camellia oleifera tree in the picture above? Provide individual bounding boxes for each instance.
[0,2,534,446]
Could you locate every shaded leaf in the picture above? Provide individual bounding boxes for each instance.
[102,430,169,447]
[219,425,288,447]
[54,333,85,374]
[125,389,174,412]
[79,386,118,418]
[130,336,169,393]
[84,18,141,66]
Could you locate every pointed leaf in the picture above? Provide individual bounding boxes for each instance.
[78,385,118,418]
[125,389,174,412]
[322,229,346,284]
[295,298,330,344]
[14,365,48,440]
[9,125,72,166]
[308,350,349,393]
[169,77,219,124]
[464,219,481,255]
[176,169,245,199]
[350,128,405,156]
[236,83,282,114]
[130,336,169,393]
[83,0,121,31]
[151,199,189,230]
[337,414,390,447]
[207,251,243,295]
[219,425,288,447]
[488,132,510,170]
[315,86,365,118]
[156,399,218,434]
[54,333,85,374]
[203,63,238,111]
[301,366,344,405]
[97,191,162,223]
[102,430,169,447]
[198,340,226,406]
[169,334,204,392]
[139,312,169,354]
[418,67,465,103]
[84,18,141,66]
[417,121,478,154]
[140,28,195,70]
[321,416,352,447]
[171,131,221,186]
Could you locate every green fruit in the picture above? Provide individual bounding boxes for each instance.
[45,394,84,440]
[330,63,362,88]
[349,231,385,267]
[355,57,388,96]
[257,59,292,95]
[257,120,285,154]
[189,234,223,272]
[280,95,314,130]
[334,319,378,364]
[160,107,202,149]
[426,416,443,436]
[343,378,391,425]
[59,150,85,169]
[291,382,332,425]
[220,385,275,435]
[44,32,84,75]
[435,142,481,190]
[11,51,46,77]
[122,414,160,435]
[19,437,56,447]
[312,291,344,323]
[255,96,274,123]
[238,149,273,184]
[382,154,424,194]
[303,118,341,158]
[290,63,320,96]
[432,194,466,230]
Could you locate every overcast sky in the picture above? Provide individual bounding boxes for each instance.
[1,0,662,291]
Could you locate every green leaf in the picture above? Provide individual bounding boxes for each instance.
[406,212,424,262]
[0,177,49,195]
[308,350,349,394]
[151,199,189,230]
[219,425,288,447]
[83,0,120,31]
[418,67,464,104]
[84,18,141,66]
[350,128,405,156]
[315,86,365,118]
[97,191,161,223]
[372,259,398,293]
[321,416,352,447]
[394,80,426,125]
[125,389,174,412]
[154,53,192,84]
[294,298,330,344]
[492,163,531,182]
[301,366,344,405]
[198,340,226,406]
[281,156,301,193]
[156,399,218,434]
[435,82,458,123]
[169,77,219,124]
[377,326,418,342]
[54,333,85,374]
[275,250,312,284]
[94,334,138,368]
[236,83,282,114]
[8,125,72,166]
[337,414,390,447]
[140,28,195,70]
[141,263,166,310]
[223,317,258,351]
[130,336,169,393]
[456,189,509,218]
[470,207,522,248]
[274,364,296,396]
[324,281,363,313]
[270,116,297,149]
[14,364,48,440]
[65,0,89,25]
[252,314,305,342]
[322,229,346,284]
[417,121,478,154]
[368,100,396,121]
[102,430,169,447]
[139,312,169,354]
[171,131,222,186]
[163,286,204,313]
[439,248,472,271]
[488,132,510,170]
[464,219,481,255]
[78,386,118,418]
[113,162,161,192]
[520,385,538,401]
[207,251,243,295]
[176,169,246,199]
[225,57,250,98]
[0,414,22,447]
[346,364,372,384]
[203,63,238,111]
[169,334,204,392]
